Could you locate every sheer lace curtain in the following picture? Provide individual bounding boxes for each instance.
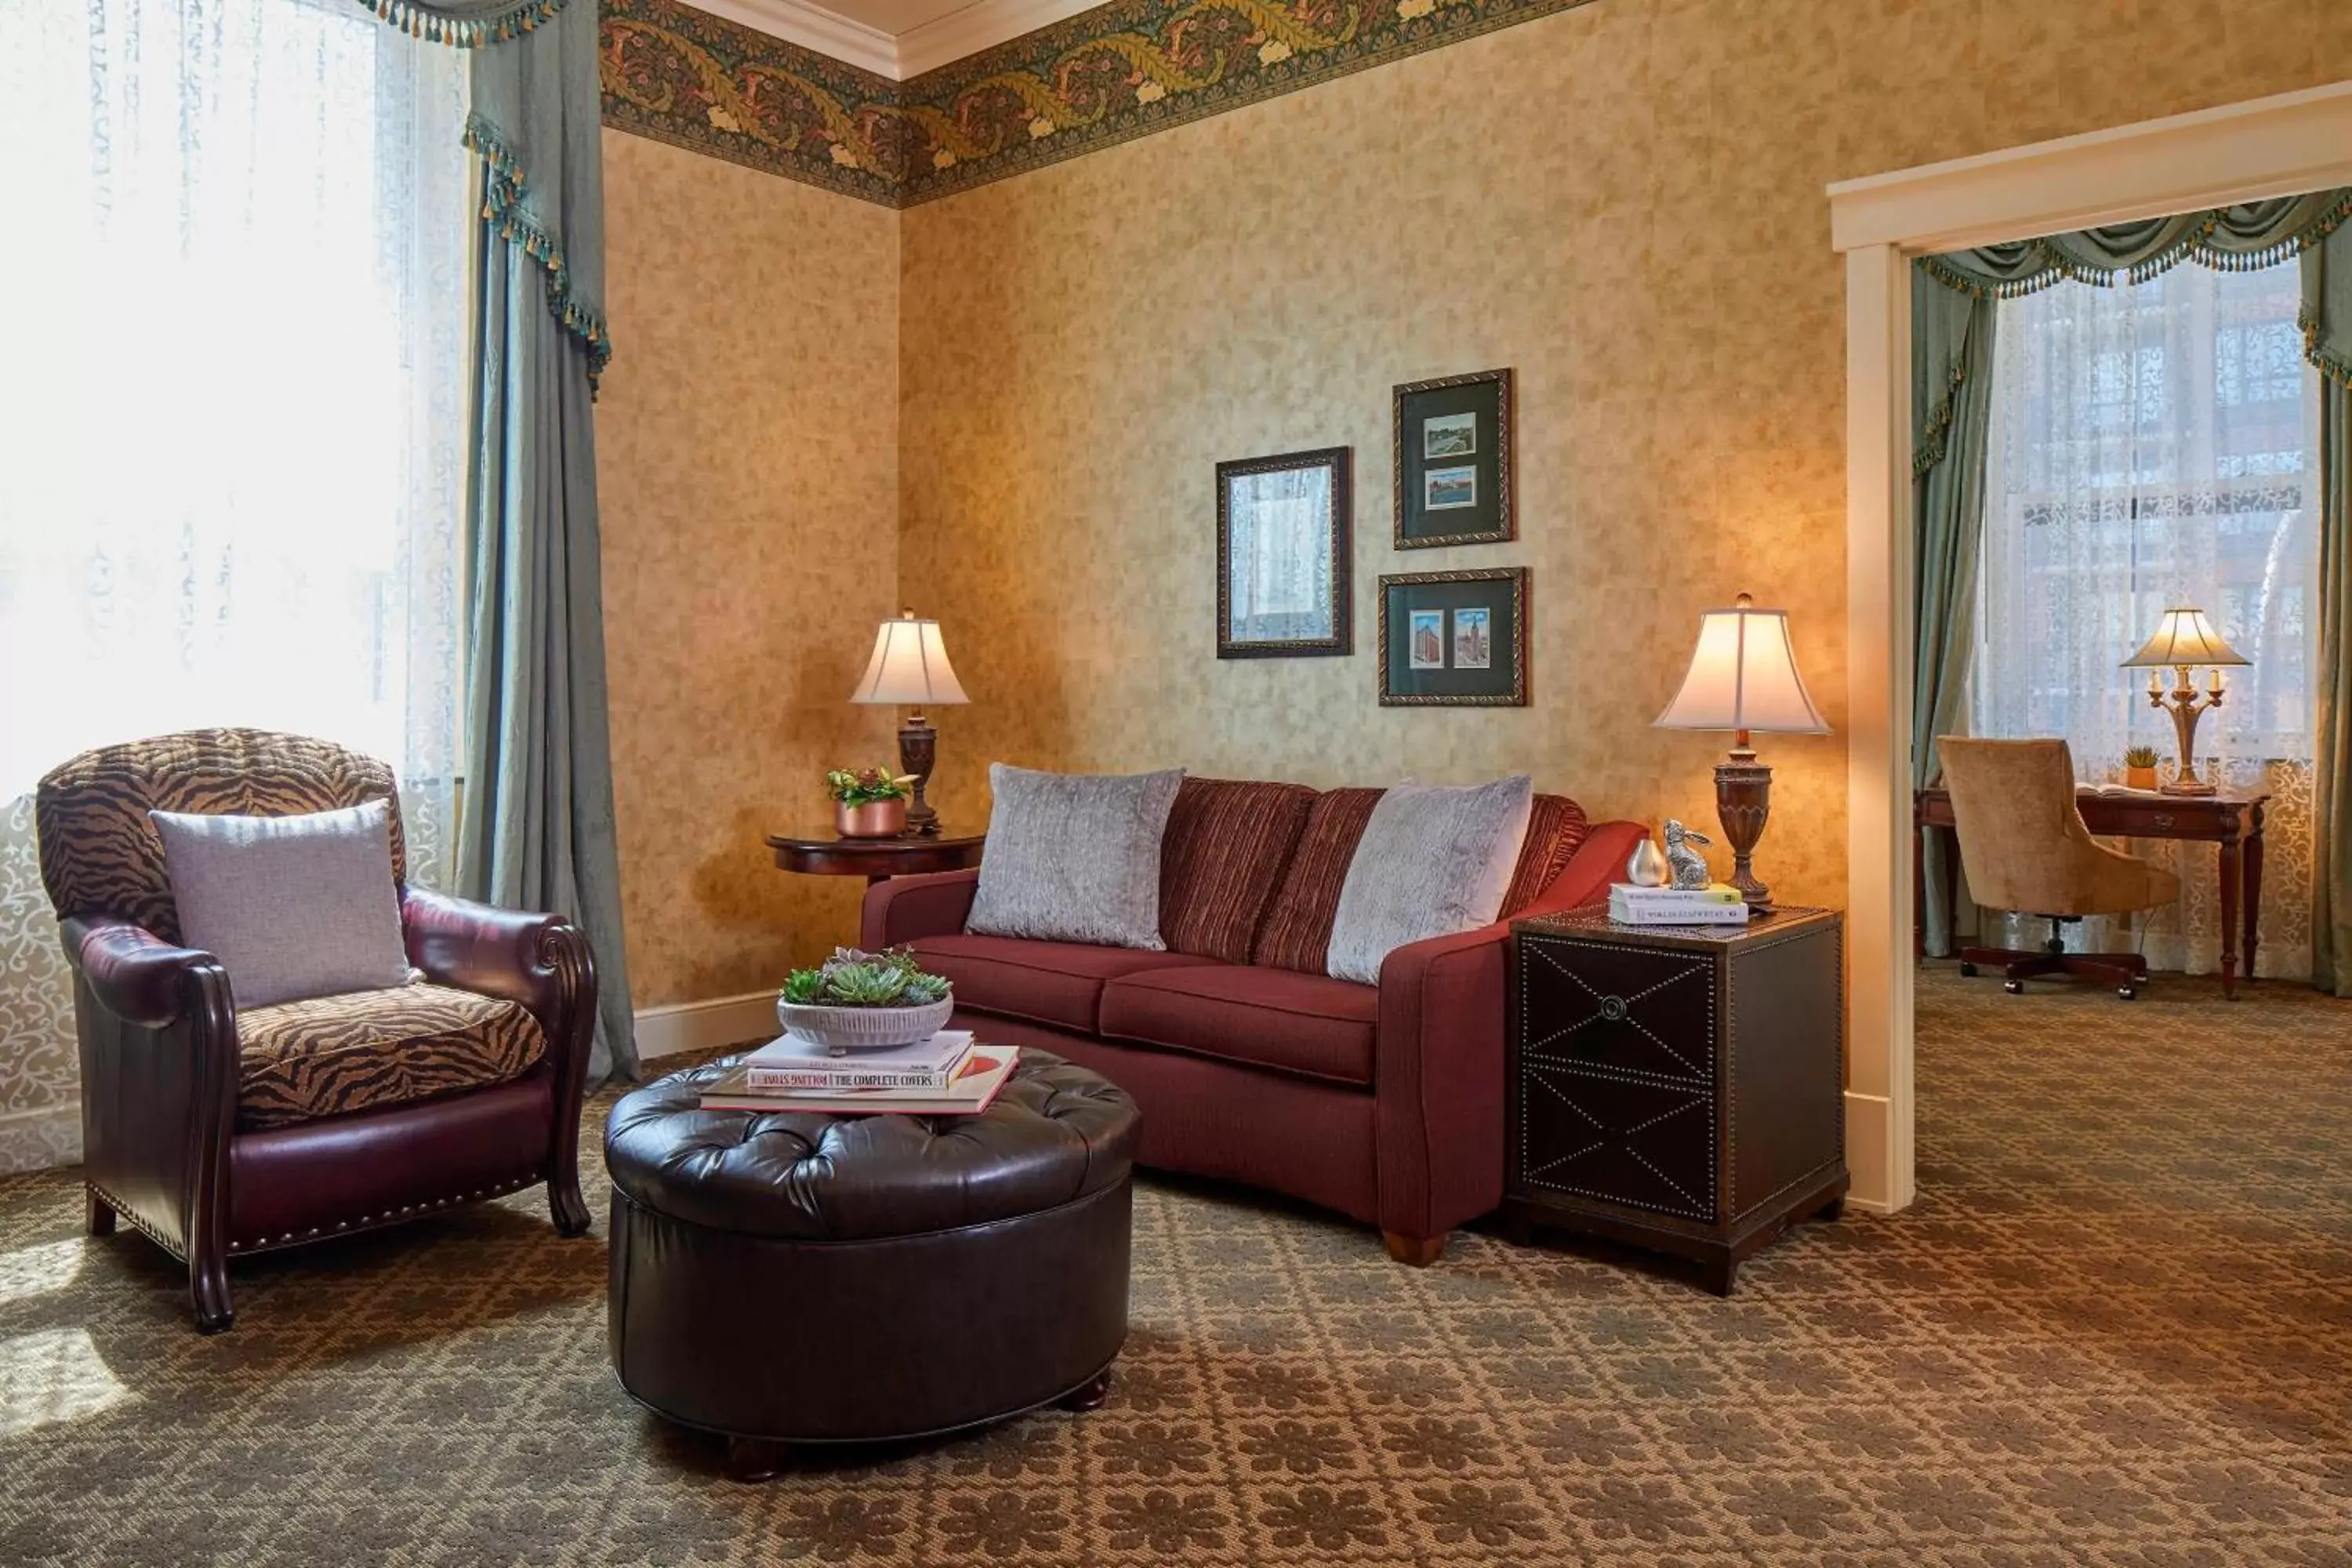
[1972,261,2320,977]
[0,0,470,1169]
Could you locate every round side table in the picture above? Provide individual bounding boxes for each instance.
[764,827,985,886]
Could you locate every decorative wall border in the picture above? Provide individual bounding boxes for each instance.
[599,0,1599,208]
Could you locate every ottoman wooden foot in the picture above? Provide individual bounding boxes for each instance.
[726,1436,786,1483]
[1059,1367,1112,1413]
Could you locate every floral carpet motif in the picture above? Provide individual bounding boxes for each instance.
[597,0,1599,206]
[0,967,2346,1563]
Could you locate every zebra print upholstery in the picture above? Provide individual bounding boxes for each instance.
[36,728,408,946]
[234,984,547,1130]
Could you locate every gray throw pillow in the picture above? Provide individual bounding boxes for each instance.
[1325,776,1535,985]
[151,799,413,1010]
[966,763,1186,949]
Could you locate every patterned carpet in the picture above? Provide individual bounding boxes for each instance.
[0,967,2346,1566]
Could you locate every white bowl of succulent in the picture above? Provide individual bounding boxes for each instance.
[776,946,955,1053]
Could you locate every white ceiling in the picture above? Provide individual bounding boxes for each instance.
[691,0,1105,80]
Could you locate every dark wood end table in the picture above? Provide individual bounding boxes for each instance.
[765,828,985,887]
[1505,906,1848,1295]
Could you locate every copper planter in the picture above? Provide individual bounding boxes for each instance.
[835,798,908,839]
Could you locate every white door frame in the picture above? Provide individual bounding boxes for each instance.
[1828,81,2352,1214]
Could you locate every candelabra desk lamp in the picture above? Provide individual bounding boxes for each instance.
[1653,593,1831,909]
[850,609,969,833]
[2119,608,2249,797]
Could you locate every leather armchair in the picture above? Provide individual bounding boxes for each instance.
[38,729,596,1333]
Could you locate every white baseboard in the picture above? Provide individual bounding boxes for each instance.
[1843,1089,1900,1214]
[633,991,778,1061]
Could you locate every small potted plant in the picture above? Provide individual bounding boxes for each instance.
[778,946,955,1052]
[826,765,918,838]
[2123,745,2161,791]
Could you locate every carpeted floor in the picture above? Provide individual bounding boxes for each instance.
[0,966,2346,1565]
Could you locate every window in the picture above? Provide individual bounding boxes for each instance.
[1971,259,2319,977]
[0,0,470,874]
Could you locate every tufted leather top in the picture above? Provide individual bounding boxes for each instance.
[604,1051,1140,1242]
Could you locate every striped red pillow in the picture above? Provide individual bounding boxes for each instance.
[1250,788,1385,975]
[1158,779,1316,964]
[1500,794,1591,916]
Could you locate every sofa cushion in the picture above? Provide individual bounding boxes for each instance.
[1158,778,1316,964]
[1250,788,1385,974]
[1501,793,1592,915]
[1101,964,1380,1087]
[966,763,1187,949]
[1325,776,1534,985]
[911,933,1217,1035]
[235,982,546,1131]
[1254,787,1589,973]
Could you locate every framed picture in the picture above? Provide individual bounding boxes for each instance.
[1377,567,1528,706]
[1217,446,1352,658]
[1393,368,1514,549]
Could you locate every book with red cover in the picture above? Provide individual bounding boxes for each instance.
[698,1050,1016,1116]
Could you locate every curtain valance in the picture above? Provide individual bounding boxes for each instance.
[1918,191,2352,299]
[357,0,610,384]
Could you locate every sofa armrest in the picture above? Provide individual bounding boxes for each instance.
[60,916,240,1283]
[1372,921,1512,1244]
[1515,818,1649,920]
[862,869,981,950]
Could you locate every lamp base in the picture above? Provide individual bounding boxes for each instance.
[898,713,941,836]
[1713,753,1774,910]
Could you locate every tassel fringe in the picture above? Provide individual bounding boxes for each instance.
[1918,194,2352,303]
[465,113,613,389]
[358,0,570,48]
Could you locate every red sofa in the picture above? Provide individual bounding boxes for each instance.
[863,777,1643,1263]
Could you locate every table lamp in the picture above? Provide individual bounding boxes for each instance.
[2120,607,2248,797]
[1654,593,1830,909]
[849,609,969,834]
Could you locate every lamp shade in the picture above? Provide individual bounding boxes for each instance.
[2121,607,2249,668]
[850,610,969,706]
[1654,593,1829,736]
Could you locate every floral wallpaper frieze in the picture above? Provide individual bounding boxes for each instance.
[599,0,1596,206]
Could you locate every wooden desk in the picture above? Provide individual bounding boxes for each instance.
[767,828,985,887]
[1913,786,2267,998]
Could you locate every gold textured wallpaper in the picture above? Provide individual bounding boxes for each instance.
[598,130,903,1007]
[897,0,2352,913]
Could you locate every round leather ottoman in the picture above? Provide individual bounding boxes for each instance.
[604,1049,1138,1458]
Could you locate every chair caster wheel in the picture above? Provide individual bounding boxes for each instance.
[2002,979,2024,995]
[2116,985,2136,1000]
[1958,962,1977,977]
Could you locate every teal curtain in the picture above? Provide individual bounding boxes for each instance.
[2310,228,2352,996]
[1915,191,2352,976]
[1910,271,1994,956]
[359,0,637,1079]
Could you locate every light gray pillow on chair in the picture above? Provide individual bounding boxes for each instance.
[1325,775,1535,985]
[966,763,1186,949]
[151,799,412,1009]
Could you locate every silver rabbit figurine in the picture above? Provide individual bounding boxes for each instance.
[1662,819,1713,890]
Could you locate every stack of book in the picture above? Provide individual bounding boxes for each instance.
[698,1029,1017,1115]
[1607,882,1751,926]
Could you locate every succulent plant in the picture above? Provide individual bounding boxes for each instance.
[826,766,918,806]
[2123,745,2161,769]
[782,946,950,1008]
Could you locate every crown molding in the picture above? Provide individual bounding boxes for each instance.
[895,0,1106,79]
[686,0,900,78]
[684,0,1110,80]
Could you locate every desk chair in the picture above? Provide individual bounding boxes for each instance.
[1937,737,2180,1000]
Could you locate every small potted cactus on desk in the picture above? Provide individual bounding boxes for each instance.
[2123,745,2161,791]
[778,946,955,1052]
